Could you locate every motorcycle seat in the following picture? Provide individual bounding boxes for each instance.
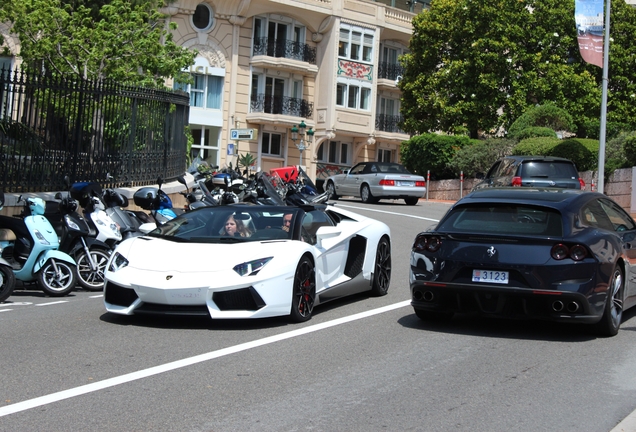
[0,229,16,242]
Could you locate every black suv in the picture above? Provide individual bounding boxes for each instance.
[472,156,584,190]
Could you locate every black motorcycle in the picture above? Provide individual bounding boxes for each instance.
[46,180,113,291]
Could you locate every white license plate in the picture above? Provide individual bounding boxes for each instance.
[397,181,414,186]
[472,269,509,284]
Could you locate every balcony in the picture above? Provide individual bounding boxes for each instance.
[375,113,408,138]
[247,94,314,125]
[251,38,319,76]
[377,62,405,88]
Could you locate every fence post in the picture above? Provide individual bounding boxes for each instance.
[426,170,430,201]
[460,171,464,199]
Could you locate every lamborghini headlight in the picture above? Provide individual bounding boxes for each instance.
[233,257,273,277]
[108,252,129,272]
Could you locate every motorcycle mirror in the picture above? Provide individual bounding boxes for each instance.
[63,176,71,189]
[55,192,63,200]
[157,177,163,189]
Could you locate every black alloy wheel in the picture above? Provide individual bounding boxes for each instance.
[371,236,391,296]
[290,255,316,322]
[596,266,624,337]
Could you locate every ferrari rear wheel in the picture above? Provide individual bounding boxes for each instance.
[371,236,391,296]
[326,181,338,200]
[290,255,316,323]
[360,184,377,204]
[595,266,624,337]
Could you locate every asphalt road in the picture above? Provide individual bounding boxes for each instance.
[2,198,636,431]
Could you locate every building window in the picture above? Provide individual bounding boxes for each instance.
[261,132,283,157]
[318,141,349,165]
[175,74,223,109]
[338,25,374,64]
[378,149,392,162]
[192,3,214,31]
[336,81,371,111]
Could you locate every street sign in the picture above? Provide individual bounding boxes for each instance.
[230,128,255,140]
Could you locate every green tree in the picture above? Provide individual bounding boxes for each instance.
[400,0,606,138]
[450,138,516,177]
[4,0,195,86]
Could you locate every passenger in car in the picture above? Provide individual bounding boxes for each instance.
[221,214,252,237]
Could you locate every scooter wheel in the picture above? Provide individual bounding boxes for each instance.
[75,248,110,291]
[0,264,16,303]
[38,259,77,297]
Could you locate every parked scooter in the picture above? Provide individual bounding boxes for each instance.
[0,194,77,297]
[0,192,17,302]
[70,182,123,249]
[133,177,178,226]
[45,180,113,291]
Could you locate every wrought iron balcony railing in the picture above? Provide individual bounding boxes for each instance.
[377,62,404,81]
[376,113,405,133]
[252,37,317,65]
[250,93,313,118]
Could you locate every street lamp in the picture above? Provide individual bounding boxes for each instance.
[290,120,314,167]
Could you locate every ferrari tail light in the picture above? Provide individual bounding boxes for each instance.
[413,234,442,253]
[578,178,585,189]
[511,176,522,187]
[379,179,395,186]
[415,181,426,187]
[551,243,588,261]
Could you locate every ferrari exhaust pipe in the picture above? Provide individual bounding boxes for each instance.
[423,291,435,302]
[567,302,580,313]
[552,301,564,312]
[413,290,434,302]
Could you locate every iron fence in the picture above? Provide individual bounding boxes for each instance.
[0,68,190,193]
[376,113,405,133]
[250,93,313,118]
[252,37,317,64]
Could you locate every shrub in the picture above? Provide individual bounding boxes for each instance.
[550,138,597,171]
[450,138,516,177]
[400,133,478,179]
[508,103,575,139]
[512,137,560,155]
[514,127,558,140]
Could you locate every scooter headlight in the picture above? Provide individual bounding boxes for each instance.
[64,214,81,231]
[108,252,129,272]
[33,230,50,245]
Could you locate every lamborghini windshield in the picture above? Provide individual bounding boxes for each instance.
[147,206,302,243]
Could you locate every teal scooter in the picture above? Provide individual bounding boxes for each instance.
[0,193,77,297]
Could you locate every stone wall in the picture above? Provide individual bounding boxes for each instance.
[425,168,635,216]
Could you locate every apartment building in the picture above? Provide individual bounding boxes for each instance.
[165,0,418,184]
[0,0,420,184]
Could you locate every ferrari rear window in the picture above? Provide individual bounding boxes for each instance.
[437,204,563,236]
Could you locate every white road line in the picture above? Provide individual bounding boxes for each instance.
[0,299,412,418]
[89,295,104,298]
[335,204,441,222]
[35,301,68,306]
[0,309,12,312]
[0,302,32,308]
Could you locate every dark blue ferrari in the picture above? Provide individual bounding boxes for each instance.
[410,188,636,336]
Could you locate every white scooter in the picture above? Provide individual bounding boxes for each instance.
[70,182,122,248]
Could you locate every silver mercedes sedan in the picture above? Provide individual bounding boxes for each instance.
[325,162,426,205]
